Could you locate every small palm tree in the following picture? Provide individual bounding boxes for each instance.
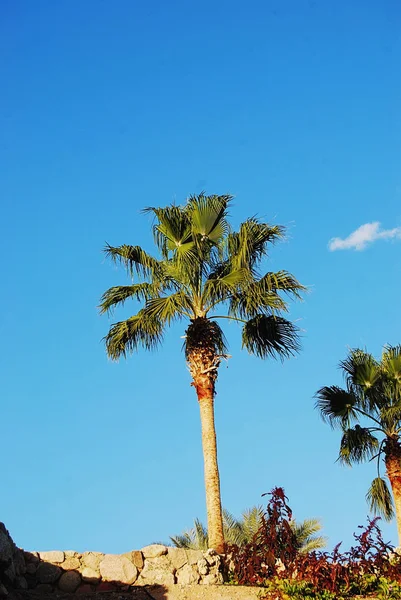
[170,506,326,552]
[315,345,401,544]
[100,194,304,552]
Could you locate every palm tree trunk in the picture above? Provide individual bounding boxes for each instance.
[185,317,225,553]
[198,389,224,553]
[385,440,401,547]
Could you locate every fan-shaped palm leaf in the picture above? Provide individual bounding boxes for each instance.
[366,477,394,521]
[338,425,379,465]
[104,311,164,359]
[315,385,359,429]
[242,314,300,359]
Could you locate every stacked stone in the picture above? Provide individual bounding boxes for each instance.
[0,523,27,596]
[22,544,224,593]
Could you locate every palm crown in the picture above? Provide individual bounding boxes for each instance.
[99,194,304,360]
[315,346,401,526]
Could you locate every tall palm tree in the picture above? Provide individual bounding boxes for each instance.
[170,506,326,552]
[315,345,401,545]
[99,194,304,552]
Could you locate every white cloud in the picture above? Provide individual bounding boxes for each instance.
[329,222,401,251]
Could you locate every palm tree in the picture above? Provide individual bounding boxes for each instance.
[315,346,401,545]
[170,506,326,552]
[99,194,304,552]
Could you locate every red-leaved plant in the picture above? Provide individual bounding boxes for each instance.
[225,487,401,597]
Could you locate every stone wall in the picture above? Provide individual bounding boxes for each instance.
[22,545,223,594]
[0,521,224,597]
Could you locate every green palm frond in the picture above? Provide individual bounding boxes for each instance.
[99,283,157,315]
[242,314,300,359]
[104,244,160,278]
[186,193,231,244]
[222,509,245,546]
[203,269,250,308]
[228,218,285,271]
[315,385,359,429]
[366,477,395,521]
[143,204,192,257]
[291,518,327,553]
[229,277,291,319]
[241,506,264,541]
[382,346,401,402]
[143,291,195,324]
[338,425,379,465]
[104,311,164,359]
[340,349,380,394]
[261,271,306,299]
[170,518,209,550]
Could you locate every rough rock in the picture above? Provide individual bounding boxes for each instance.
[58,570,81,592]
[13,553,26,576]
[0,582,7,597]
[141,544,167,559]
[39,550,65,563]
[61,557,81,570]
[168,548,188,570]
[23,551,39,564]
[99,554,138,585]
[81,567,101,583]
[3,564,15,582]
[64,551,80,558]
[81,552,102,570]
[204,549,220,566]
[186,550,203,565]
[0,525,13,565]
[176,563,200,585]
[25,563,37,575]
[125,550,144,570]
[201,571,224,584]
[197,558,209,576]
[36,583,54,593]
[15,576,27,590]
[139,556,175,586]
[36,562,62,583]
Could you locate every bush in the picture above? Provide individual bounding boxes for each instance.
[225,487,401,598]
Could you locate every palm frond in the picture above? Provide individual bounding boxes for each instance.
[241,506,264,541]
[104,311,164,359]
[381,345,401,402]
[291,518,327,553]
[222,509,245,546]
[366,476,394,521]
[315,385,359,429]
[143,291,194,324]
[340,349,380,394]
[203,269,250,309]
[338,425,379,465]
[104,243,160,278]
[144,204,192,258]
[186,193,232,244]
[228,218,285,271]
[261,271,306,298]
[242,314,300,359]
[170,518,209,550]
[99,283,157,315]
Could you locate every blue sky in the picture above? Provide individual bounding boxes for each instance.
[1,0,400,554]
